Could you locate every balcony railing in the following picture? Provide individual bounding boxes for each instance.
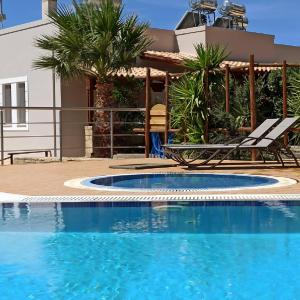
[0,106,146,165]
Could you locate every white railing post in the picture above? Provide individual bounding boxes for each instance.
[59,109,63,162]
[53,107,57,157]
[0,110,4,166]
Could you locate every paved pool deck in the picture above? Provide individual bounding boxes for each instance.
[0,158,299,200]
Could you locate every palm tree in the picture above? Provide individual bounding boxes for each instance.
[34,0,152,157]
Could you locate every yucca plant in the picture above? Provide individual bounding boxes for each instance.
[34,0,151,157]
[170,44,228,144]
[184,44,228,74]
[170,74,206,143]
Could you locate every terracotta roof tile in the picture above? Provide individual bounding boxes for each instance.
[143,51,281,72]
[111,67,167,79]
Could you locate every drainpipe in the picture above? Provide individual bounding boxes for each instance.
[42,0,57,19]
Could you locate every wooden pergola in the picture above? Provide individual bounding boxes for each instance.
[143,51,300,160]
[224,54,300,160]
[85,52,300,160]
[85,67,174,158]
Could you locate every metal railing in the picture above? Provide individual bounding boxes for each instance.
[0,106,146,165]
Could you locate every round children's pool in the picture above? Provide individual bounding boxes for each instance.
[78,173,296,192]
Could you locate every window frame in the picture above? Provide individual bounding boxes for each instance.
[0,76,29,131]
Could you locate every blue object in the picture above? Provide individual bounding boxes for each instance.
[167,132,174,144]
[150,132,174,158]
[83,173,279,191]
[150,132,164,158]
[1,201,300,299]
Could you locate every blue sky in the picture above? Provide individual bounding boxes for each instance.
[2,0,300,46]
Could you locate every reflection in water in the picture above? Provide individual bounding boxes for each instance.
[89,173,279,190]
[0,203,65,232]
[263,201,297,218]
[1,201,300,233]
[1,201,300,299]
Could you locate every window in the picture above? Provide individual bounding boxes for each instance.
[3,84,12,124]
[0,77,28,130]
[17,82,26,124]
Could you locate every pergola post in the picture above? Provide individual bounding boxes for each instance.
[225,64,230,113]
[145,68,151,158]
[249,54,257,161]
[204,68,209,142]
[282,60,288,145]
[164,72,170,144]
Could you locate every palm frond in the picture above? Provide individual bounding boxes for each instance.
[34,0,152,81]
[184,44,229,72]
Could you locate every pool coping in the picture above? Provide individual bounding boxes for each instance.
[64,172,298,193]
[1,193,300,203]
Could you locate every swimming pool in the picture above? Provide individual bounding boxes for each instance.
[1,201,300,299]
[77,173,296,192]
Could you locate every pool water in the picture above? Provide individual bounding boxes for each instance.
[1,201,300,299]
[83,173,280,191]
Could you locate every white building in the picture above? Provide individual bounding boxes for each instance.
[0,0,299,159]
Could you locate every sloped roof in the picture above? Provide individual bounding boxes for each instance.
[142,50,194,64]
[142,50,281,72]
[111,67,167,79]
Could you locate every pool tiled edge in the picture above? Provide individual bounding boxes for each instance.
[64,173,298,193]
[1,193,300,203]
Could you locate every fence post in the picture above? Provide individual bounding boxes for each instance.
[52,65,57,157]
[110,110,114,159]
[53,108,57,157]
[145,68,151,158]
[59,110,63,162]
[0,110,4,166]
[225,64,230,113]
[249,54,257,161]
[282,60,288,146]
[164,72,170,144]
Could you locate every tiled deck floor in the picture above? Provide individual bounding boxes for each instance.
[0,158,299,196]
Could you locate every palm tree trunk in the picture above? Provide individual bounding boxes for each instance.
[93,82,114,158]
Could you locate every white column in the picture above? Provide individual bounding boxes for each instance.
[11,83,17,126]
[42,0,57,19]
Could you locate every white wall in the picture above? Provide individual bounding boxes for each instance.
[175,26,206,54]
[0,20,61,157]
[146,28,178,52]
[274,44,300,64]
[174,25,300,63]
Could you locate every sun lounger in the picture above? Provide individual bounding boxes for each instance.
[163,118,279,165]
[163,117,299,168]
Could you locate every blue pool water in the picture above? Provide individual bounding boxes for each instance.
[83,173,279,191]
[1,201,300,299]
